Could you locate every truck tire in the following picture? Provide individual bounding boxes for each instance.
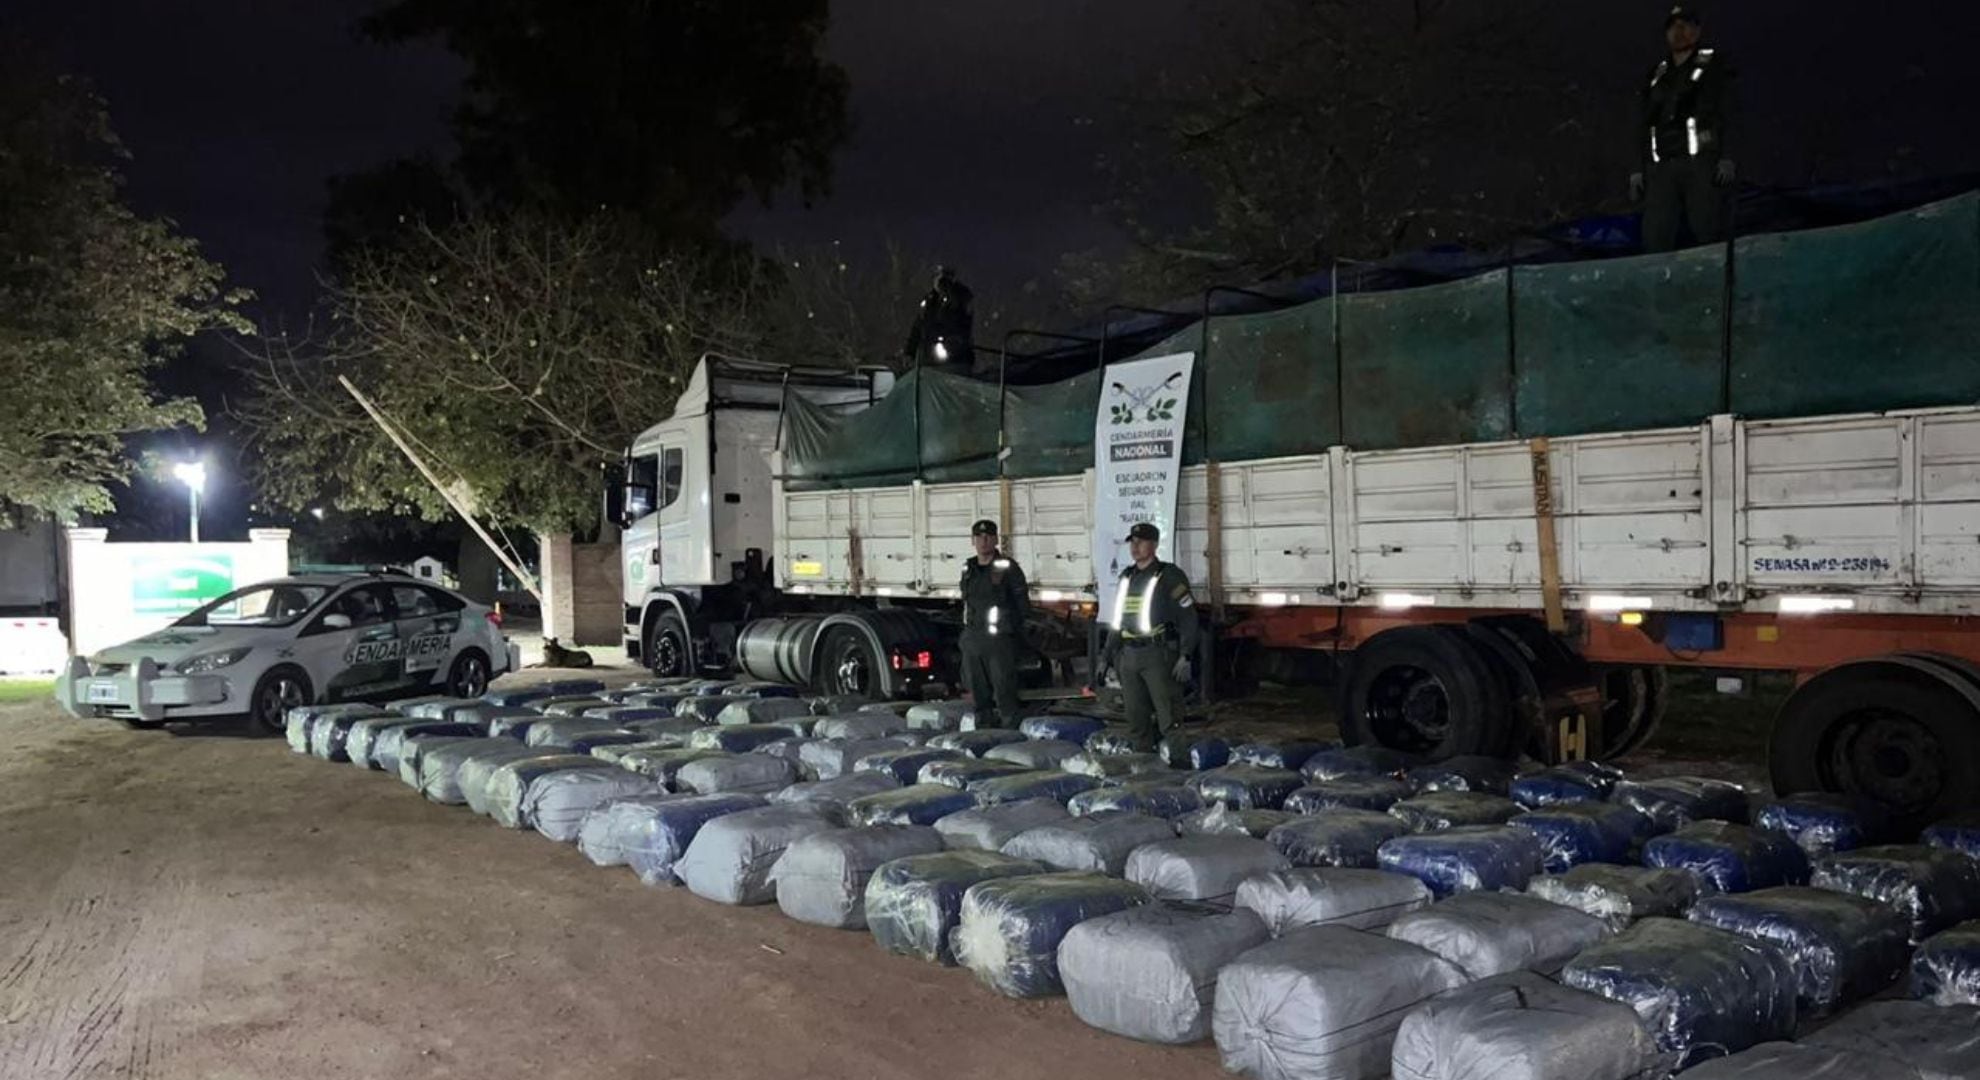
[1594,664,1667,758]
[1769,657,1980,833]
[815,624,884,701]
[1340,625,1513,760]
[645,611,693,679]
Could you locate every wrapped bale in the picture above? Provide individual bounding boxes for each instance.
[904,700,971,732]
[1302,746,1417,782]
[934,798,1069,852]
[951,871,1151,997]
[288,704,381,754]
[1676,1042,1927,1079]
[1189,765,1305,811]
[1060,903,1272,1044]
[1406,756,1517,796]
[1610,776,1749,833]
[616,792,768,886]
[1232,740,1336,772]
[458,747,571,814]
[306,707,394,761]
[969,770,1100,807]
[619,691,690,711]
[481,686,558,707]
[1755,793,1890,857]
[799,735,920,780]
[524,716,625,748]
[485,713,545,740]
[615,747,729,788]
[387,693,458,717]
[344,716,432,770]
[1157,735,1230,771]
[1180,806,1298,838]
[671,695,733,722]
[806,693,866,714]
[1800,999,1980,1080]
[1509,802,1653,872]
[922,729,1024,758]
[621,717,708,745]
[865,850,1048,963]
[848,783,979,827]
[687,723,804,753]
[1390,970,1666,1080]
[770,825,947,928]
[566,730,646,756]
[402,696,490,720]
[855,747,963,785]
[769,771,900,814]
[857,700,916,716]
[1643,821,1811,894]
[1912,920,1980,1005]
[536,697,613,717]
[1019,713,1109,744]
[525,767,661,842]
[985,739,1082,771]
[588,705,672,725]
[1560,916,1798,1068]
[397,733,486,787]
[1378,826,1544,897]
[1069,784,1203,821]
[1083,727,1141,756]
[1235,867,1432,934]
[372,721,484,775]
[1921,810,1980,860]
[577,793,682,866]
[418,739,544,804]
[724,680,799,698]
[1284,778,1413,814]
[484,754,604,828]
[1064,751,1165,781]
[591,739,672,765]
[715,697,814,727]
[1811,843,1980,943]
[1002,813,1178,876]
[918,757,1031,790]
[1212,925,1468,1080]
[1126,836,1291,906]
[537,677,606,696]
[1387,891,1611,979]
[1526,865,1700,930]
[752,735,817,774]
[1267,810,1411,868]
[674,754,797,796]
[813,712,909,740]
[1689,886,1910,1016]
[675,802,844,905]
[1390,791,1522,832]
[1510,767,1612,808]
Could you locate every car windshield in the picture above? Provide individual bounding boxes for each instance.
[175,583,331,628]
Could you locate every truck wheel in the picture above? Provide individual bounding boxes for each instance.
[646,612,692,679]
[249,666,313,736]
[1340,626,1512,760]
[817,626,883,701]
[1594,664,1667,758]
[1769,658,1980,832]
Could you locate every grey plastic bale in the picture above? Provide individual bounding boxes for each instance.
[1069,783,1204,821]
[1189,765,1306,810]
[806,693,867,716]
[675,802,844,905]
[769,825,947,928]
[305,706,394,761]
[589,739,671,765]
[1100,765,1188,789]
[1378,826,1546,897]
[715,696,814,727]
[614,792,768,886]
[674,754,798,796]
[396,733,485,787]
[344,716,434,770]
[484,754,606,828]
[671,695,733,722]
[1689,885,1911,1015]
[855,747,964,785]
[418,739,539,804]
[933,798,1069,852]
[968,770,1101,807]
[1810,843,1980,943]
[752,735,818,775]
[858,700,917,716]
[1560,917,1799,1069]
[1405,756,1517,796]
[813,713,910,740]
[1284,778,1414,814]
[951,871,1152,997]
[620,717,706,745]
[389,693,457,716]
[1609,776,1750,833]
[524,716,625,748]
[1179,806,1299,838]
[408,696,492,720]
[1678,1042,1929,1080]
[1126,836,1291,906]
[928,729,1028,757]
[1061,751,1155,780]
[918,757,1031,789]
[526,768,662,842]
[769,772,901,814]
[1390,971,1667,1080]
[1266,810,1411,868]
[1390,791,1523,832]
[580,705,670,723]
[614,747,729,788]
[1002,813,1179,876]
[1912,920,1980,1005]
[1386,891,1611,979]
[687,723,805,753]
[1213,925,1468,1080]
[904,700,971,732]
[565,730,646,756]
[985,739,1083,771]
[1060,902,1272,1044]
[449,701,538,729]
[1525,865,1700,930]
[864,850,1049,964]
[485,712,545,740]
[577,793,684,866]
[537,696,613,717]
[371,721,483,776]
[848,783,980,827]
[1235,868,1432,935]
[1800,1000,1980,1080]
[799,735,920,780]
[457,746,571,814]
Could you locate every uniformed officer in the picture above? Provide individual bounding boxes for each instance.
[903,266,975,373]
[1098,522,1200,752]
[958,519,1027,728]
[1632,5,1737,252]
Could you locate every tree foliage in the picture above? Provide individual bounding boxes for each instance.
[0,50,251,525]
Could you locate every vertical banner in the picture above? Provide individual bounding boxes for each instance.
[1091,351,1196,586]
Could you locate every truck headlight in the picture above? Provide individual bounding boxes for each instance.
[177,648,252,675]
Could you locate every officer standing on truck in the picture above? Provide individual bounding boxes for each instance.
[959,519,1028,728]
[903,266,975,374]
[1098,522,1200,752]
[1632,5,1736,253]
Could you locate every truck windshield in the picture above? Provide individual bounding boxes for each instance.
[175,583,331,628]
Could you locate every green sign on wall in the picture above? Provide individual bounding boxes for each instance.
[132,553,236,615]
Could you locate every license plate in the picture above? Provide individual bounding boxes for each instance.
[86,680,120,704]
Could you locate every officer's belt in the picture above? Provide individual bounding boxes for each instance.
[1121,632,1170,648]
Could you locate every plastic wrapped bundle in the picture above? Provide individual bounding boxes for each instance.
[614,747,727,788]
[1509,802,1653,872]
[1212,925,1467,1080]
[1609,776,1749,833]
[1689,886,1910,1015]
[856,700,916,716]
[370,719,483,773]
[674,754,797,796]
[397,733,487,787]
[798,735,920,780]
[619,691,690,711]
[666,695,729,722]
[525,767,661,842]
[769,825,947,928]
[587,705,673,725]
[306,707,392,761]
[1156,735,1229,771]
[399,695,484,720]
[806,693,866,715]
[1064,751,1164,781]
[1083,727,1141,756]
[1301,746,1417,782]
[1235,868,1431,934]
[1386,891,1611,979]
[1060,903,1272,1044]
[536,677,606,696]
[536,696,612,717]
[343,716,431,770]
[1560,917,1798,1068]
[1017,713,1109,744]
[1284,778,1413,814]
[418,739,544,804]
[481,686,558,707]
[458,747,570,813]
[1069,784,1203,821]
[484,754,604,828]
[715,697,813,727]
[591,739,670,766]
[904,700,970,732]
[855,747,962,785]
[577,793,683,866]
[1179,806,1298,838]
[1390,791,1522,832]
[1526,865,1700,930]
[725,680,798,698]
[968,770,1100,807]
[848,783,979,827]
[917,757,1030,790]
[621,717,707,745]
[1378,825,1545,897]
[934,798,1069,852]
[1266,810,1411,868]
[380,693,447,716]
[1232,740,1336,772]
[813,712,909,740]
[288,704,382,753]
[1800,999,1980,1080]
[1643,821,1811,894]
[752,736,817,776]
[1811,844,1980,943]
[952,871,1152,997]
[1390,970,1666,1080]
[1002,813,1178,876]
[1189,765,1305,810]
[614,792,768,886]
[1913,921,1980,1005]
[687,724,804,753]
[1509,767,1612,808]
[485,713,545,741]
[566,730,647,756]
[864,850,1049,964]
[1678,1042,1932,1079]
[1755,793,1889,857]
[1406,756,1517,796]
[1125,836,1291,906]
[524,717,624,748]
[1921,810,1980,860]
[984,740,1082,771]
[769,772,900,814]
[675,802,844,905]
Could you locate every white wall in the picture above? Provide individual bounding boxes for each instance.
[64,528,291,657]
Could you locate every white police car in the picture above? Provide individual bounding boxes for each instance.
[56,573,521,732]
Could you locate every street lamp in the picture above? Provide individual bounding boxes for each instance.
[172,460,206,543]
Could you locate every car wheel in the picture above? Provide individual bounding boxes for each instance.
[646,612,692,679]
[447,649,490,698]
[249,667,313,736]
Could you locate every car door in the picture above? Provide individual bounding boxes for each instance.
[297,584,401,702]
[389,583,465,689]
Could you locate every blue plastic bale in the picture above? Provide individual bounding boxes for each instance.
[917,757,1031,790]
[1266,810,1410,868]
[1231,740,1336,772]
[1511,768,1610,808]
[1813,844,1980,943]
[1610,777,1750,833]
[1301,745,1417,782]
[1644,822,1811,895]
[1069,783,1204,821]
[1283,777,1413,814]
[1911,920,1980,1006]
[1188,765,1305,810]
[927,729,1028,757]
[1405,755,1517,796]
[1755,793,1891,856]
[864,850,1049,964]
[1174,737,1232,771]
[848,783,981,827]
[1561,916,1797,1069]
[1388,791,1522,832]
[854,748,963,785]
[969,770,1101,807]
[1019,714,1109,745]
[1920,810,1980,861]
[951,871,1152,997]
[1690,886,1911,1016]
[1510,802,1655,872]
[1377,825,1544,897]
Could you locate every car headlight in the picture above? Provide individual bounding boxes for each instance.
[177,648,252,675]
